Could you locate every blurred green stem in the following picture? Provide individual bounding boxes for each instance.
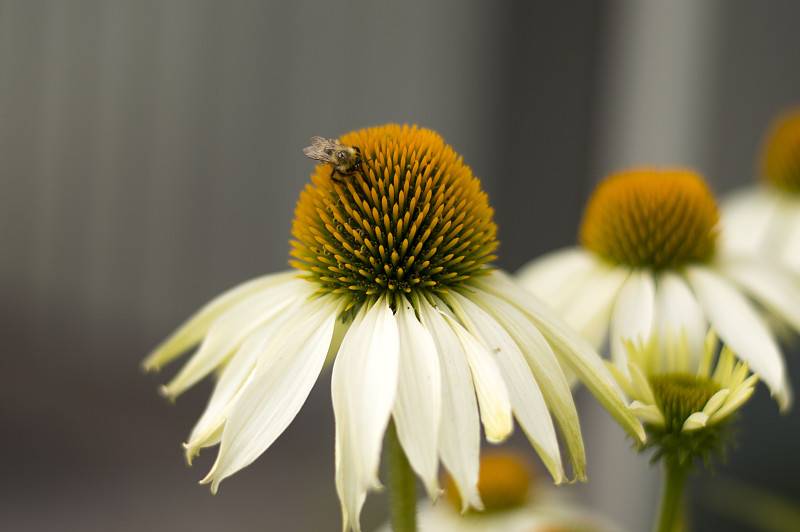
[654,459,688,532]
[387,420,416,532]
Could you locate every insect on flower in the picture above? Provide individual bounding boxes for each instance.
[303,136,364,182]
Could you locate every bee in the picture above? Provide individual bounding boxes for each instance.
[303,136,364,181]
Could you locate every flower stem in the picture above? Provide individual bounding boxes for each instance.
[387,420,416,532]
[653,459,688,532]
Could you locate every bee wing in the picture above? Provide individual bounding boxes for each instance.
[303,136,340,162]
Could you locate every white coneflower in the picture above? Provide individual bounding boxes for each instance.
[518,168,800,410]
[722,108,800,274]
[144,124,642,532]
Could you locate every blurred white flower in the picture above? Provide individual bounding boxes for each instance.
[144,125,642,532]
[378,450,623,532]
[518,168,800,410]
[721,108,800,274]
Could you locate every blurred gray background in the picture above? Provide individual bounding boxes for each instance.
[2,1,799,531]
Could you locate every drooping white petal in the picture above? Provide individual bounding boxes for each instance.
[418,299,482,512]
[516,248,600,310]
[472,272,645,443]
[143,271,298,370]
[610,270,655,366]
[447,291,565,483]
[558,266,630,350]
[686,266,792,410]
[201,296,339,492]
[333,296,400,531]
[164,278,313,397]
[185,311,297,458]
[459,288,587,478]
[392,298,442,499]
[718,256,800,334]
[441,309,513,444]
[653,272,708,370]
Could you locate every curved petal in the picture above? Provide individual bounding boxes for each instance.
[143,271,298,370]
[393,298,442,499]
[459,287,587,480]
[682,412,709,431]
[447,291,565,483]
[516,248,600,310]
[441,309,513,444]
[686,266,792,410]
[653,272,707,370]
[471,272,645,443]
[200,296,339,492]
[163,278,313,397]
[418,299,482,512]
[333,296,400,531]
[719,256,800,334]
[610,270,655,366]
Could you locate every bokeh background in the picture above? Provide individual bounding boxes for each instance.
[2,1,799,531]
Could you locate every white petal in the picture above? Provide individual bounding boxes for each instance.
[776,198,800,272]
[447,291,565,482]
[516,248,599,309]
[201,296,339,492]
[185,311,296,457]
[143,271,298,370]
[686,266,792,410]
[718,186,778,256]
[719,256,800,334]
[418,299,482,512]
[471,272,646,443]
[458,288,588,481]
[559,266,629,350]
[163,278,312,397]
[333,296,400,530]
[653,272,708,370]
[185,294,330,455]
[441,308,513,444]
[392,298,442,499]
[610,270,655,365]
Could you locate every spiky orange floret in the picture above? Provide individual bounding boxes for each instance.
[580,168,719,269]
[290,124,498,311]
[762,108,800,194]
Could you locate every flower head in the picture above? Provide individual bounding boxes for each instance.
[518,167,799,410]
[607,331,757,467]
[144,125,642,532]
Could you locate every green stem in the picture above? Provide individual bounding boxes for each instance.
[653,459,688,532]
[387,420,417,532]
